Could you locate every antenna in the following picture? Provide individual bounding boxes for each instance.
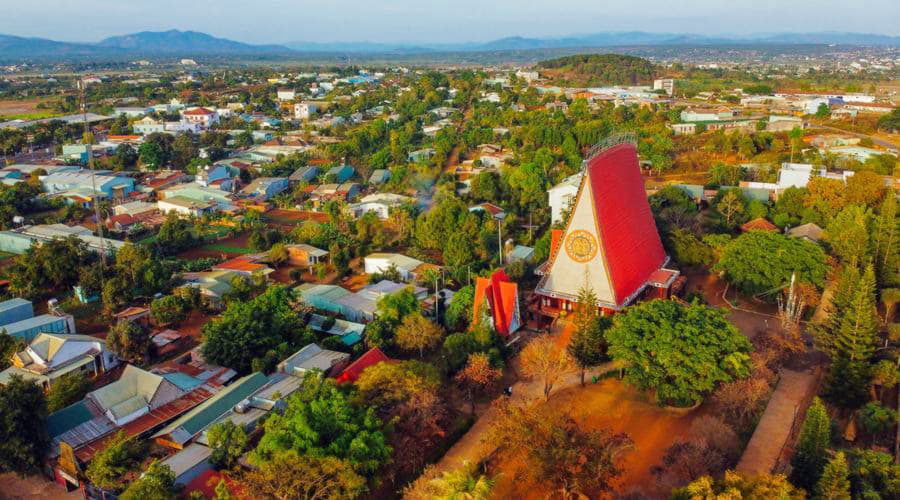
[80,79,108,273]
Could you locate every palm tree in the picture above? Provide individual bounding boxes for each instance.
[428,462,495,500]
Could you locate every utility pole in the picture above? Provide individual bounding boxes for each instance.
[80,79,108,269]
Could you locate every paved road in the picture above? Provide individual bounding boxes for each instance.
[806,123,899,152]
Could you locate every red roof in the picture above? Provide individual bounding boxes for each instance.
[472,269,519,337]
[588,144,666,306]
[183,107,215,116]
[336,347,390,384]
[549,229,563,259]
[740,217,778,233]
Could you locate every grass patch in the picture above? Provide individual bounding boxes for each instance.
[202,244,255,254]
[0,112,65,121]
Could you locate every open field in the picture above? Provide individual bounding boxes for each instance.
[0,98,54,118]
[176,232,254,260]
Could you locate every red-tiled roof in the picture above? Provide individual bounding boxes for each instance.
[472,269,519,337]
[213,257,266,272]
[336,347,391,384]
[741,217,778,233]
[183,107,215,116]
[588,144,667,306]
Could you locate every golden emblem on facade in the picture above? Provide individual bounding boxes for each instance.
[564,229,597,263]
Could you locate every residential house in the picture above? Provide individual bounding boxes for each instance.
[178,270,239,307]
[277,344,350,377]
[506,245,535,264]
[277,89,297,101]
[327,165,354,183]
[787,223,824,243]
[284,244,328,267]
[239,177,289,201]
[0,333,119,391]
[293,102,319,120]
[364,253,431,281]
[0,298,34,327]
[42,170,135,202]
[181,108,219,129]
[548,172,583,224]
[0,224,125,256]
[114,201,157,217]
[195,165,233,190]
[133,116,165,135]
[368,169,391,185]
[347,193,414,219]
[778,163,854,189]
[307,314,364,347]
[469,202,506,220]
[212,256,273,279]
[335,347,391,384]
[288,166,319,185]
[157,196,215,217]
[407,148,435,163]
[740,218,778,233]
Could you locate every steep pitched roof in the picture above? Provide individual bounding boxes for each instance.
[473,269,519,337]
[740,217,778,233]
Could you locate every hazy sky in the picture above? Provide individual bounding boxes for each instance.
[4,0,899,43]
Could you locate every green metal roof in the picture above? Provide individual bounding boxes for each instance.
[47,400,93,438]
[152,372,269,444]
[163,372,204,392]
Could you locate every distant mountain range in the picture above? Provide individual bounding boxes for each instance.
[1,29,899,61]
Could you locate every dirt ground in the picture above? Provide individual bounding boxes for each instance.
[0,473,79,500]
[0,98,47,117]
[487,378,700,499]
[682,269,777,340]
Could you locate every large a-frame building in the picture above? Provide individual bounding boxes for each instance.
[532,141,679,323]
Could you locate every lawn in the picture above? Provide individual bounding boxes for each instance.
[201,244,255,254]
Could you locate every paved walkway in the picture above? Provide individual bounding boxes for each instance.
[736,369,818,475]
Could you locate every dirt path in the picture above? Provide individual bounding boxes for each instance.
[0,473,79,500]
[736,369,818,476]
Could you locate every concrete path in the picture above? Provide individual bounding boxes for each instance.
[736,369,818,475]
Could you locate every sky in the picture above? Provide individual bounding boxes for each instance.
[3,0,899,44]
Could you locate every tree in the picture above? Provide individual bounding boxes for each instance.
[376,288,421,325]
[202,286,308,373]
[818,264,880,368]
[268,243,288,269]
[407,462,495,500]
[880,288,900,326]
[790,397,831,491]
[715,190,746,227]
[804,177,847,221]
[0,335,23,372]
[106,320,152,365]
[485,399,632,497]
[0,375,49,476]
[207,420,249,470]
[605,300,752,406]
[816,452,851,500]
[455,353,502,415]
[138,141,166,169]
[674,470,804,499]
[823,205,872,266]
[445,284,474,331]
[150,295,188,327]
[241,452,366,500]
[520,335,575,400]
[847,449,900,499]
[845,170,886,208]
[716,231,828,295]
[816,102,831,119]
[251,375,390,475]
[872,193,898,287]
[120,460,178,500]
[46,373,93,412]
[568,309,611,387]
[355,360,440,414]
[652,416,741,491]
[858,402,898,438]
[394,312,445,357]
[85,431,145,492]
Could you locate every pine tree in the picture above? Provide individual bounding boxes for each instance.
[872,193,898,287]
[833,264,879,363]
[815,264,859,356]
[815,452,851,500]
[791,397,831,491]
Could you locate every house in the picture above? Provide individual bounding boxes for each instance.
[142,170,189,192]
[295,284,352,316]
[327,165,354,183]
[285,244,328,267]
[0,224,125,256]
[364,253,429,281]
[133,116,165,135]
[473,269,521,337]
[788,223,824,243]
[469,202,506,220]
[307,314,365,346]
[548,172,583,224]
[408,148,435,163]
[777,163,854,189]
[293,102,319,120]
[276,89,297,101]
[113,107,149,118]
[114,201,158,218]
[277,344,350,377]
[670,123,697,136]
[213,256,274,279]
[240,177,289,201]
[114,306,150,326]
[740,218,778,233]
[0,333,119,391]
[507,245,535,264]
[160,184,234,208]
[368,169,391,185]
[196,165,233,189]
[178,270,239,306]
[288,166,319,185]
[348,193,414,219]
[335,347,391,384]
[181,108,219,128]
[0,298,34,327]
[86,364,192,426]
[158,196,215,217]
[42,170,135,201]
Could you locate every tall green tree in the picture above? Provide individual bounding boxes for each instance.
[832,264,880,363]
[106,320,152,365]
[823,205,872,266]
[568,287,611,386]
[605,300,752,406]
[120,460,178,500]
[207,421,249,470]
[790,397,831,491]
[872,193,899,287]
[716,231,827,295]
[815,452,851,500]
[0,375,49,476]
[85,431,145,492]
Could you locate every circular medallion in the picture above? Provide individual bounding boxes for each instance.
[564,230,598,263]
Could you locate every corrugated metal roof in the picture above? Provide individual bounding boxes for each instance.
[152,372,269,445]
[47,400,94,438]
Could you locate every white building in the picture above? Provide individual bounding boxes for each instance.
[294,102,319,120]
[653,78,675,96]
[364,253,428,281]
[347,193,415,219]
[181,108,219,129]
[277,89,297,101]
[548,172,583,224]
[778,163,855,189]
